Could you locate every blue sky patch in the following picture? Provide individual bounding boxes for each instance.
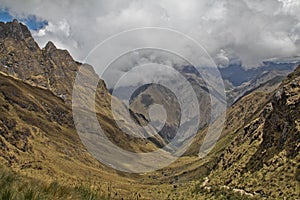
[0,8,48,30]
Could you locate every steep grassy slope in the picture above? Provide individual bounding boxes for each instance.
[0,72,130,192]
[0,70,170,199]
[190,66,300,199]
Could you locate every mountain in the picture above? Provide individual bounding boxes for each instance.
[128,75,211,142]
[0,19,166,152]
[187,65,300,199]
[219,61,299,87]
[221,61,299,105]
[0,20,168,198]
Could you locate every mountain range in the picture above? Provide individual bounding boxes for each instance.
[0,20,299,199]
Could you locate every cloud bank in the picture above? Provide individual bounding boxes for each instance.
[0,0,299,69]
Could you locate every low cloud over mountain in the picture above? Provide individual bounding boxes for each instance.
[0,0,299,70]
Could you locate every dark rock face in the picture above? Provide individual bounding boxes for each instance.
[236,67,300,173]
[252,67,300,161]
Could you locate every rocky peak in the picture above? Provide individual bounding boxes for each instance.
[0,19,32,40]
[44,41,57,54]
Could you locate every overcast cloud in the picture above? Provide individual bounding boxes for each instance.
[0,0,300,69]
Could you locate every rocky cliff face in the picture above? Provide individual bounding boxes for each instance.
[0,19,85,103]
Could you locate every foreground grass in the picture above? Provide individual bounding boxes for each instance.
[0,165,108,200]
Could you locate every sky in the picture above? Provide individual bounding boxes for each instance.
[0,8,47,30]
[0,0,299,71]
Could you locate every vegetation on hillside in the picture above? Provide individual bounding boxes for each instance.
[0,165,108,200]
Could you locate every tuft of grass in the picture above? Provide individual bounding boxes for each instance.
[1,189,14,200]
[0,165,109,200]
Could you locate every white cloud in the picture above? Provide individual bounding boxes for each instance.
[0,0,299,69]
[31,19,73,49]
